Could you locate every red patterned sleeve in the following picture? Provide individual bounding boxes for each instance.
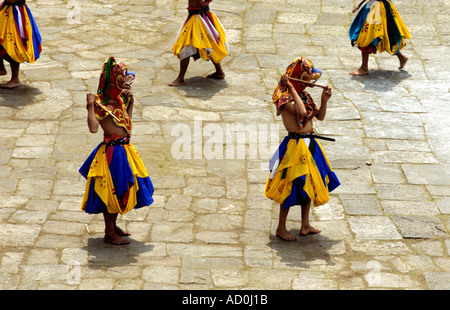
[277,93,293,111]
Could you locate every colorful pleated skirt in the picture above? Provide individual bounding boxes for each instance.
[265,136,340,209]
[79,136,154,215]
[349,0,411,55]
[172,8,229,63]
[0,3,42,63]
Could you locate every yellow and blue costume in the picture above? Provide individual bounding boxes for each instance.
[172,1,228,63]
[265,58,340,209]
[79,134,154,215]
[349,0,410,55]
[79,58,154,215]
[0,0,42,63]
[265,135,340,208]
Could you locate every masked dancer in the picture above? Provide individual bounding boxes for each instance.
[265,57,340,241]
[79,57,154,245]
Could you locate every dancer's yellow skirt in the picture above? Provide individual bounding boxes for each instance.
[265,136,340,208]
[79,137,154,215]
[349,0,411,55]
[172,9,228,63]
[0,3,42,63]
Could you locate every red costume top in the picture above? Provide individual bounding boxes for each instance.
[95,94,132,134]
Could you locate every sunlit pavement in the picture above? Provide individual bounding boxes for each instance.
[0,0,448,290]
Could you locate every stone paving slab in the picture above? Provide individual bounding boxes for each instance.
[0,0,449,291]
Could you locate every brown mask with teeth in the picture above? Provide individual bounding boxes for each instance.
[97,57,135,102]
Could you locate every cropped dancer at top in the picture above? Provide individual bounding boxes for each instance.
[349,0,411,76]
[265,57,340,241]
[0,0,42,88]
[170,0,229,86]
[79,57,154,245]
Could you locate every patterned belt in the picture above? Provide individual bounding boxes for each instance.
[106,138,129,145]
[3,0,26,7]
[104,137,130,151]
[288,132,335,142]
[188,6,210,16]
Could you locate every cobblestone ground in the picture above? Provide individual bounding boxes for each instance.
[0,0,449,290]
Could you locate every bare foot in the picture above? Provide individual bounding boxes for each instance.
[399,56,408,70]
[206,71,225,79]
[104,233,130,245]
[169,78,184,86]
[0,79,21,89]
[0,69,7,76]
[114,226,130,237]
[300,224,321,236]
[276,227,297,241]
[349,68,368,76]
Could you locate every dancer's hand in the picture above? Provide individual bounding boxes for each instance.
[321,86,332,103]
[86,93,96,109]
[280,73,292,88]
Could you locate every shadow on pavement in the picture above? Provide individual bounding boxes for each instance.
[0,84,41,108]
[82,237,155,269]
[267,233,341,269]
[351,69,412,92]
[175,76,228,99]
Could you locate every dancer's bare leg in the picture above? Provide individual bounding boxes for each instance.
[276,205,296,241]
[0,59,6,76]
[1,60,21,88]
[206,61,225,79]
[397,51,408,69]
[350,51,369,76]
[169,57,189,86]
[112,213,130,236]
[103,212,130,245]
[299,199,321,236]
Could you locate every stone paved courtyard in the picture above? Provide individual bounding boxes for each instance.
[0,0,449,290]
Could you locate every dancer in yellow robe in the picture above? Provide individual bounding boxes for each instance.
[0,0,42,88]
[266,57,340,241]
[170,0,229,86]
[79,58,154,245]
[349,0,411,76]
